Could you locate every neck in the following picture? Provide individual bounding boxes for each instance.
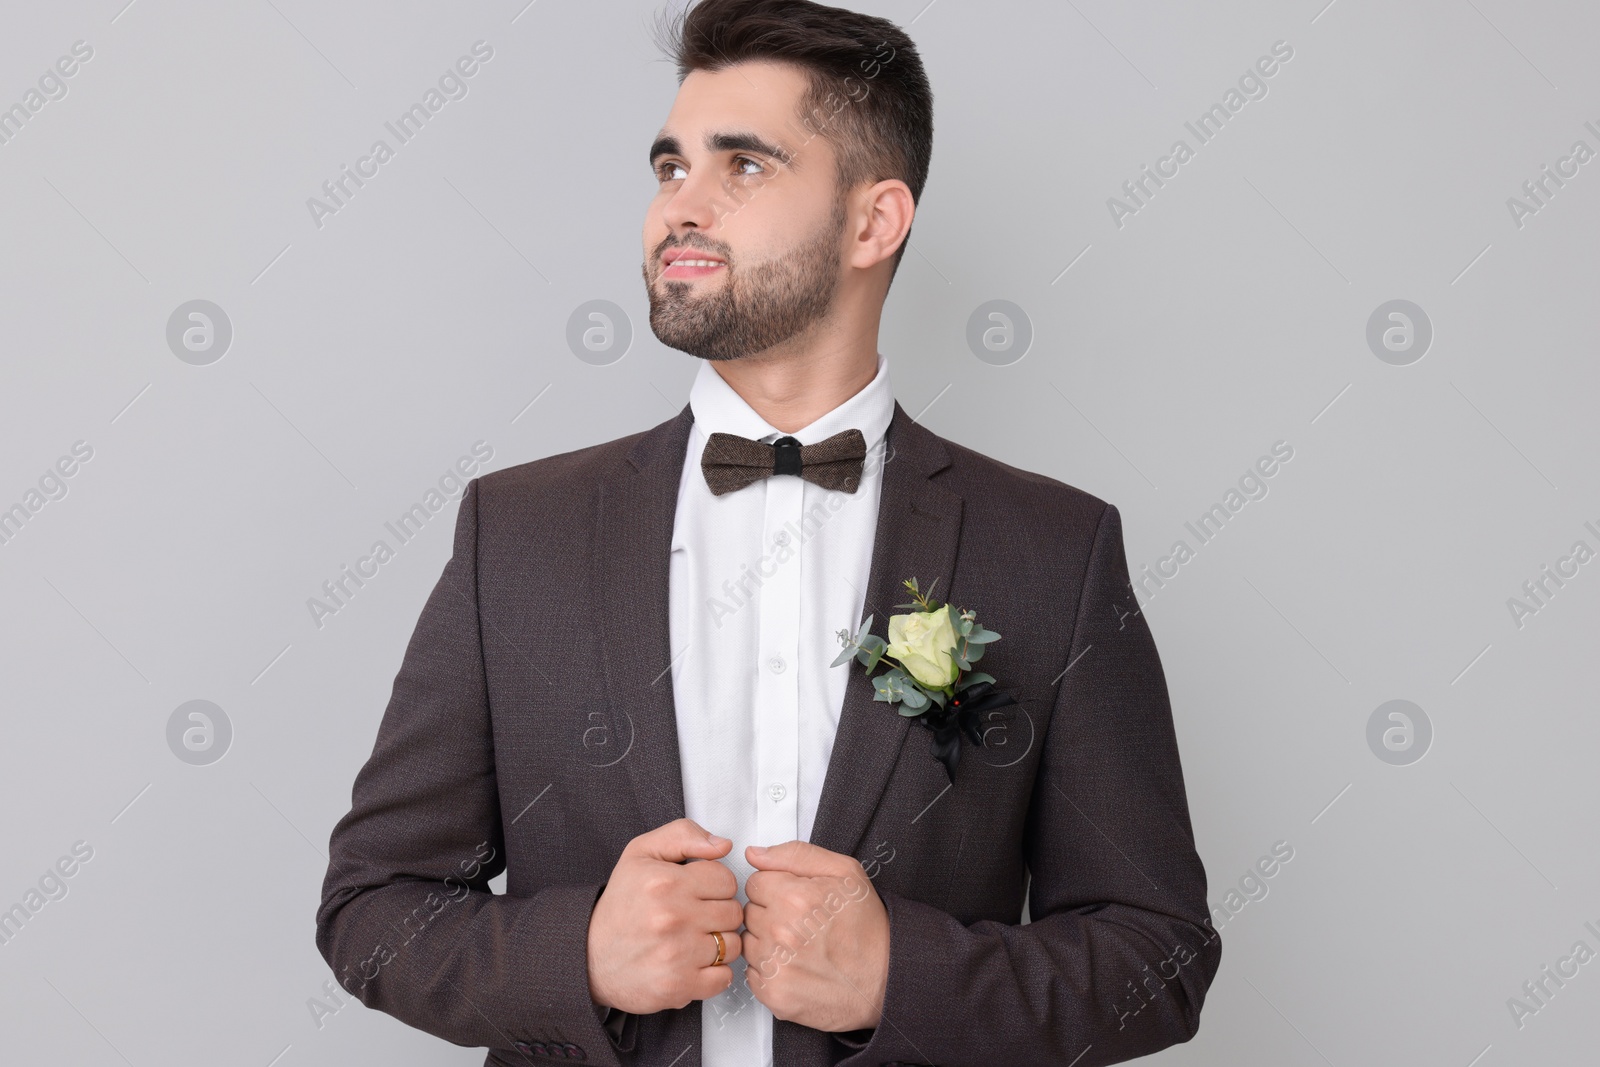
[708,322,881,434]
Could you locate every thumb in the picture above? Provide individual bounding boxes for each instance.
[747,839,831,874]
[636,817,731,863]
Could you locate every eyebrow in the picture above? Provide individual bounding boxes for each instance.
[649,130,798,172]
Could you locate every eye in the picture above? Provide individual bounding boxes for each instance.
[655,155,769,182]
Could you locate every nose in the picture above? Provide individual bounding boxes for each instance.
[660,167,727,236]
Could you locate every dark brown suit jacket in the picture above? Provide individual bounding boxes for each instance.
[316,400,1221,1066]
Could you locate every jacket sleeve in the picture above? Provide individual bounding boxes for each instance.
[835,501,1221,1067]
[314,476,635,1065]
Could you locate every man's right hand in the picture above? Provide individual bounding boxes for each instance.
[587,818,744,1014]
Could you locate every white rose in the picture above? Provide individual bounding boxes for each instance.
[885,604,960,689]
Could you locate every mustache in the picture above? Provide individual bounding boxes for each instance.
[655,238,730,262]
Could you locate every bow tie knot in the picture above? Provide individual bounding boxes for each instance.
[700,428,867,496]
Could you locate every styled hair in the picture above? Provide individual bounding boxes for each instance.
[651,0,933,283]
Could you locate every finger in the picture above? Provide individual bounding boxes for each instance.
[743,869,800,906]
[739,926,763,962]
[632,818,731,863]
[701,928,743,967]
[746,839,842,876]
[689,955,737,1000]
[698,897,744,934]
[680,856,739,899]
[741,899,772,935]
[739,928,776,982]
[738,925,792,994]
[685,928,741,1000]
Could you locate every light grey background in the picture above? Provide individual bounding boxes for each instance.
[2,0,1596,1064]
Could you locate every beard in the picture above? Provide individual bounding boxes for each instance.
[643,199,847,362]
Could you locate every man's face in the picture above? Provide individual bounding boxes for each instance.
[643,60,847,362]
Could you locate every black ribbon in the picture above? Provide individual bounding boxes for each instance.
[914,680,1018,783]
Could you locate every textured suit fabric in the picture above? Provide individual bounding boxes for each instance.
[315,398,1222,1066]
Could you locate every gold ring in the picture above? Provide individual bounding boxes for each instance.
[710,930,726,967]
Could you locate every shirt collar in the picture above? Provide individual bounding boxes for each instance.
[687,351,894,451]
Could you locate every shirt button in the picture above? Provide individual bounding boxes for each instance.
[774,531,791,546]
[768,656,786,673]
[768,783,787,802]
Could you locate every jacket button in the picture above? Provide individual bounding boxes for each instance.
[563,1043,587,1060]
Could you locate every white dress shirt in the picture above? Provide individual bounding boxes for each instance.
[668,351,896,1067]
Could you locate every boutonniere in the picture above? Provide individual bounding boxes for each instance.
[832,577,1019,783]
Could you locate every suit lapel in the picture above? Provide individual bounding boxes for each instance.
[807,400,962,859]
[595,404,695,834]
[594,398,963,860]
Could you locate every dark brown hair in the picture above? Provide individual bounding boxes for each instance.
[651,0,933,283]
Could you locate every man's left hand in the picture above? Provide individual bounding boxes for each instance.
[740,840,888,1033]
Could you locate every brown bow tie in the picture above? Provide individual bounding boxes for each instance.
[700,428,867,496]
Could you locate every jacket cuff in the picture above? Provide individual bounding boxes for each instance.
[511,882,631,1066]
[832,1026,875,1050]
[831,887,947,1067]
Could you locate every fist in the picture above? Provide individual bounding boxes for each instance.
[741,840,889,1032]
[587,818,745,1014]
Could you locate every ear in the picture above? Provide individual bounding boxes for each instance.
[849,179,915,271]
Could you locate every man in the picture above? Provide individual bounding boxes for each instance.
[316,1,1221,1064]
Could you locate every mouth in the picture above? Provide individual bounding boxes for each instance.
[661,248,727,279]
